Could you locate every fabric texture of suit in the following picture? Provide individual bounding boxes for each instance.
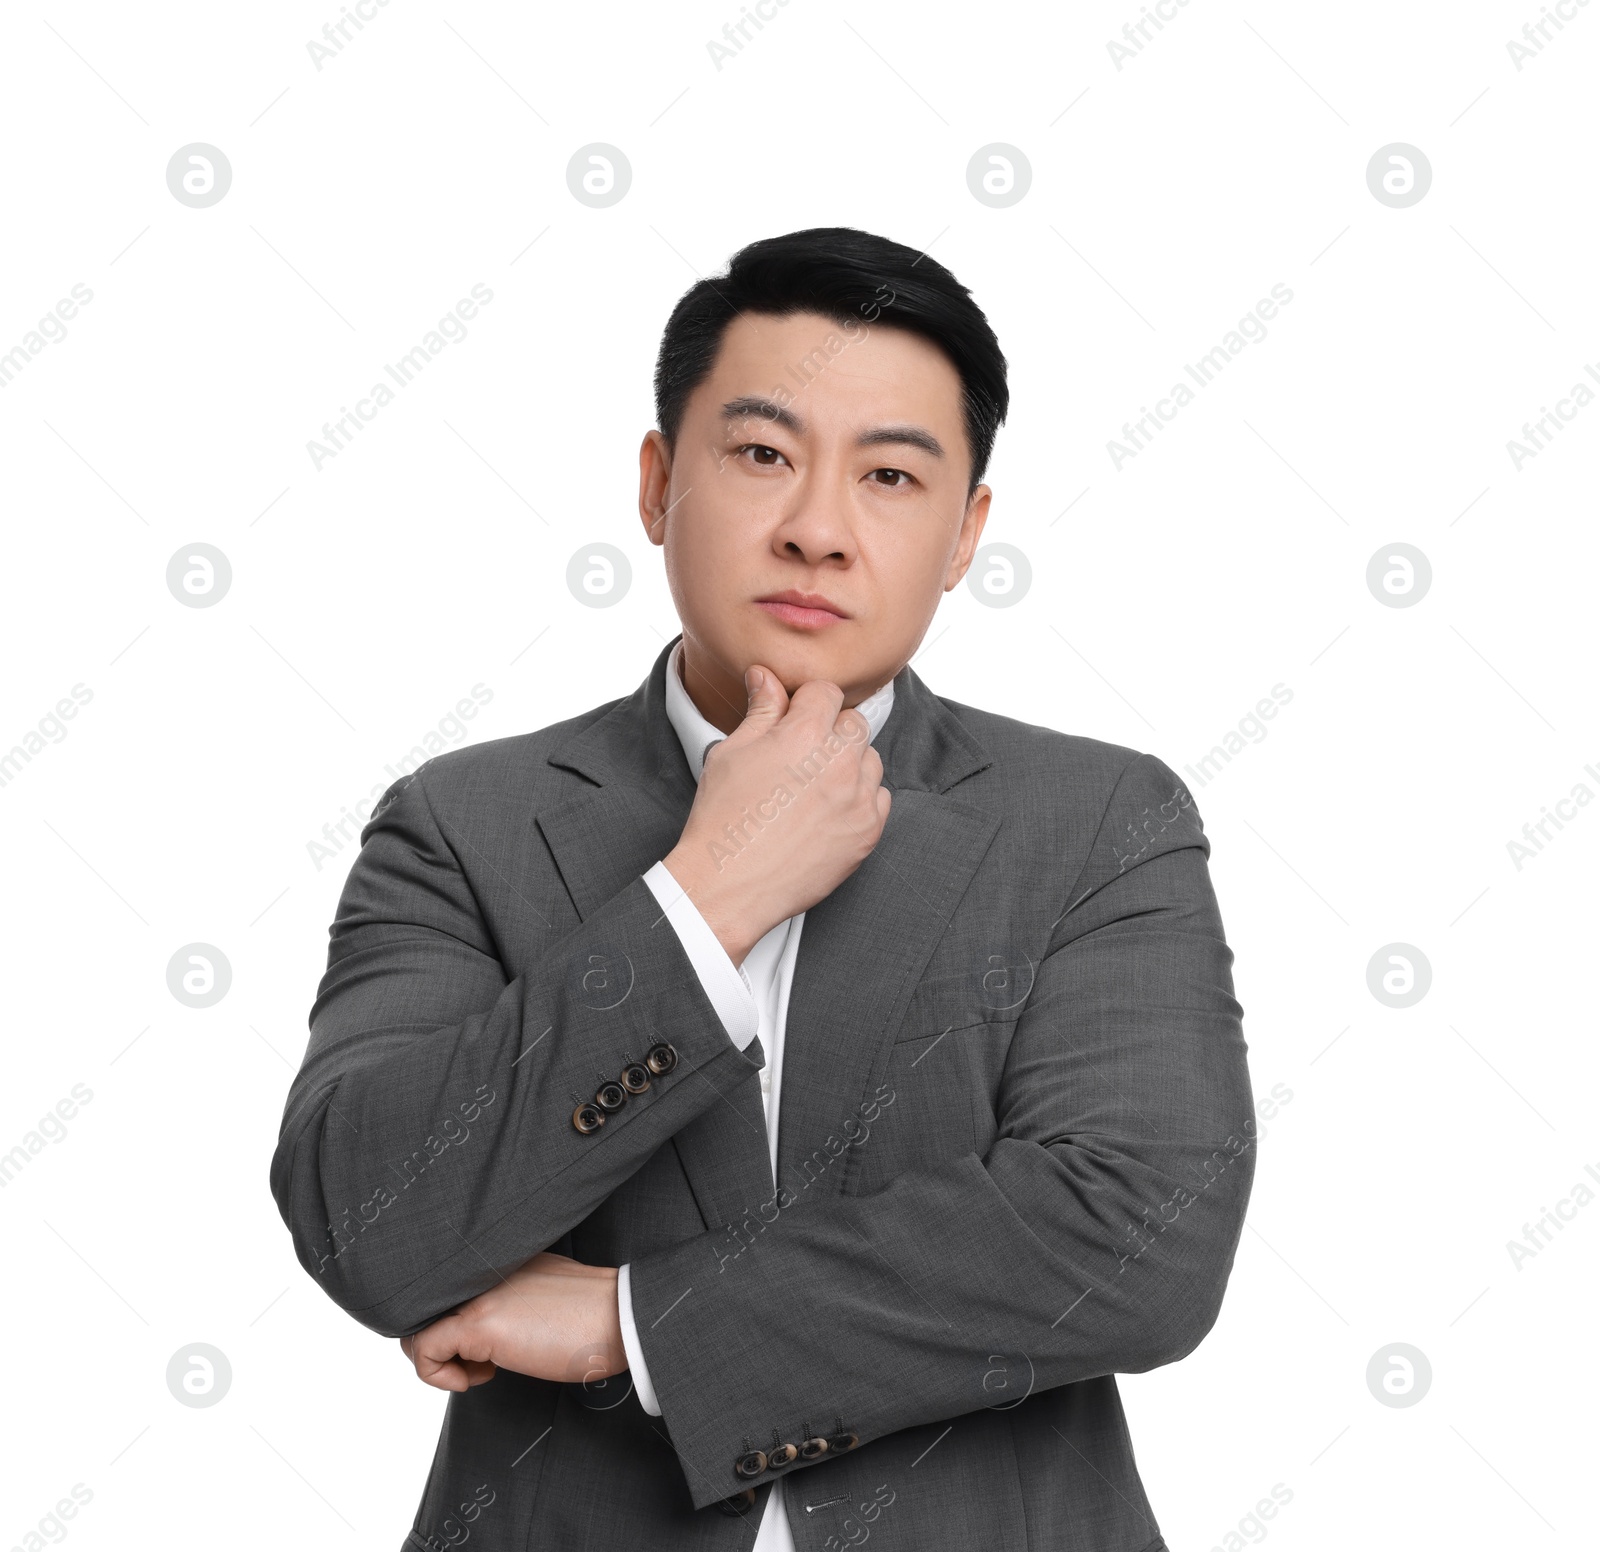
[269,635,1256,1551]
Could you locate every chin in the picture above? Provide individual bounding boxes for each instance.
[776,651,889,703]
[714,622,891,699]
[753,641,844,688]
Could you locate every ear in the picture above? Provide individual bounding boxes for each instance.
[944,485,992,590]
[638,430,673,548]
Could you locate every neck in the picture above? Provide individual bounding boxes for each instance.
[678,635,749,734]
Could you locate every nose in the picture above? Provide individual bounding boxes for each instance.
[769,471,857,567]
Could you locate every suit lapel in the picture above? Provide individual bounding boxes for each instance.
[776,680,999,1198]
[536,640,773,1234]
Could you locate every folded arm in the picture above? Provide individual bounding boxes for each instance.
[626,753,1257,1509]
[269,767,763,1339]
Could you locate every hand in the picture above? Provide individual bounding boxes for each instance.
[399,1251,626,1393]
[663,666,892,964]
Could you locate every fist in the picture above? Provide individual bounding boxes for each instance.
[663,666,891,963]
[399,1252,626,1393]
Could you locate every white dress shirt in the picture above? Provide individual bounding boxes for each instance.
[620,639,895,1548]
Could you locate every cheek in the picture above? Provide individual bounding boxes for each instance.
[665,507,727,578]
[873,534,955,617]
[664,508,757,625]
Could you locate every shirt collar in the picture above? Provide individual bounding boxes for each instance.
[664,638,896,785]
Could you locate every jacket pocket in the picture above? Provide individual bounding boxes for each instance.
[893,966,1031,1043]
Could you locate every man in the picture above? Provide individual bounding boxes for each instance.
[270,226,1256,1551]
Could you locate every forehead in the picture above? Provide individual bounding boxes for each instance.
[692,310,966,431]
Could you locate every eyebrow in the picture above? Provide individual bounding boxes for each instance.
[720,396,945,460]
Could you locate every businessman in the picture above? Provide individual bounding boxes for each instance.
[271,226,1256,1551]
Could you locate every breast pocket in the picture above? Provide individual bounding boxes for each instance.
[894,961,1035,1043]
[855,971,1027,1191]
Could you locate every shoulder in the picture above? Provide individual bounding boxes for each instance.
[940,695,1146,788]
[937,694,1194,819]
[366,696,625,827]
[936,693,1205,868]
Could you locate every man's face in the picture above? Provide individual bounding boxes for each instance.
[638,309,991,731]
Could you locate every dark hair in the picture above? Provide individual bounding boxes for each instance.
[653,226,1008,498]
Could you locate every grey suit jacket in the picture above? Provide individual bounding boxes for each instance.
[270,636,1255,1552]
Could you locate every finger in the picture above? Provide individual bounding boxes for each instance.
[417,1356,498,1392]
[788,679,844,727]
[408,1314,490,1389]
[412,1356,473,1388]
[407,1341,465,1390]
[833,704,871,745]
[723,664,790,741]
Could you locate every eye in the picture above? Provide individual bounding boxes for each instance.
[733,443,789,467]
[867,467,913,488]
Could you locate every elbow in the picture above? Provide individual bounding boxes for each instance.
[1149,1276,1229,1370]
[270,1130,441,1339]
[1117,1265,1232,1376]
[292,1224,422,1339]
[1121,1167,1252,1373]
[280,1207,442,1339]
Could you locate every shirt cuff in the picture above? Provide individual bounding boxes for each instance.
[642,860,758,1050]
[616,1261,662,1416]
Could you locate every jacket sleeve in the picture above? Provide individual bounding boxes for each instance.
[268,765,764,1339]
[626,752,1256,1510]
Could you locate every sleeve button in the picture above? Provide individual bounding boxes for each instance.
[620,1062,653,1094]
[595,1080,627,1112]
[799,1437,829,1461]
[734,1449,767,1479]
[572,1102,605,1135]
[827,1431,859,1453]
[645,1042,679,1076]
[715,1489,758,1517]
[767,1442,798,1468]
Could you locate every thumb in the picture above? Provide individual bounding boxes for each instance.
[734,664,788,735]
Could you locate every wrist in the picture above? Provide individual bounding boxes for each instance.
[600,1266,627,1378]
[663,845,756,965]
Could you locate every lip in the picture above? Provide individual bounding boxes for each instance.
[754,590,850,630]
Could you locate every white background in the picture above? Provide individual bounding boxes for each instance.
[2,1,1596,1547]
